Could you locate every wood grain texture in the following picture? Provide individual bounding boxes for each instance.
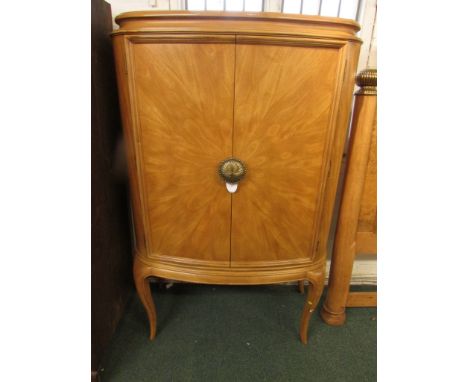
[231,42,341,265]
[114,11,361,43]
[314,43,359,261]
[355,231,377,255]
[300,271,325,344]
[321,80,377,325]
[131,40,235,263]
[357,122,377,238]
[134,252,323,285]
[112,11,362,343]
[134,256,157,340]
[346,291,377,307]
[113,35,148,256]
[314,43,361,263]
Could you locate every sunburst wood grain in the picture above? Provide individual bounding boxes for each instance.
[314,43,361,263]
[131,40,235,262]
[113,35,147,255]
[231,42,341,265]
[112,11,362,344]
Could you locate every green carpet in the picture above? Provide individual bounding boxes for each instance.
[99,284,376,382]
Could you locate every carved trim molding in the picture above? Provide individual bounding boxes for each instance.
[355,68,377,95]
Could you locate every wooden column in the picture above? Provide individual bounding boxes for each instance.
[320,69,377,326]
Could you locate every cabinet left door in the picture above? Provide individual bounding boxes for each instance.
[117,36,236,265]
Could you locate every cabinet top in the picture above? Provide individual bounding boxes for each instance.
[113,11,361,42]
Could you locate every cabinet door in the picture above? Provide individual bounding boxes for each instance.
[231,39,343,266]
[131,39,235,264]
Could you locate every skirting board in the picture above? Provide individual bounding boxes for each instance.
[325,258,377,286]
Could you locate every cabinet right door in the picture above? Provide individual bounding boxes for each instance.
[231,38,344,266]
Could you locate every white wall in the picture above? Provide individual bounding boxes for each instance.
[357,0,377,71]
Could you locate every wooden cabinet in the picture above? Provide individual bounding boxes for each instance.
[112,11,361,344]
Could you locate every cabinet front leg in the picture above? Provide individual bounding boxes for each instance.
[134,258,157,340]
[299,272,325,344]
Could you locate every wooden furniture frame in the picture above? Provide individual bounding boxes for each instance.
[91,0,132,379]
[321,68,377,325]
[112,11,361,344]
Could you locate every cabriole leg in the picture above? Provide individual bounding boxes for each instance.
[134,257,157,340]
[299,272,325,344]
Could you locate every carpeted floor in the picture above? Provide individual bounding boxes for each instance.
[99,284,376,382]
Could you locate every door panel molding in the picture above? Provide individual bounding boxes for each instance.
[125,36,236,262]
[231,38,348,265]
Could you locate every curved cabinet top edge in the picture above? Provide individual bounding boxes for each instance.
[113,11,361,42]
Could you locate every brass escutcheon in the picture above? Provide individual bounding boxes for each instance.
[218,158,246,183]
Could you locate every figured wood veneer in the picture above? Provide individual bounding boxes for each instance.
[232,43,341,265]
[133,41,235,263]
[112,11,361,344]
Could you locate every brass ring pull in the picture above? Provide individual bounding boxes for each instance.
[218,158,246,184]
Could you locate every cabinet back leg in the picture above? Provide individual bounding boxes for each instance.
[299,272,325,344]
[134,259,157,340]
[298,280,305,294]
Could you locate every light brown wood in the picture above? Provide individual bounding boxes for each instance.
[131,38,235,263]
[134,253,323,285]
[113,11,361,42]
[356,123,377,237]
[112,11,361,343]
[300,272,325,344]
[113,34,147,255]
[314,42,361,262]
[321,69,377,326]
[231,40,343,265]
[298,280,305,294]
[355,231,377,255]
[133,256,157,339]
[346,292,377,307]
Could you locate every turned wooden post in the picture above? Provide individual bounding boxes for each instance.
[320,69,377,326]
